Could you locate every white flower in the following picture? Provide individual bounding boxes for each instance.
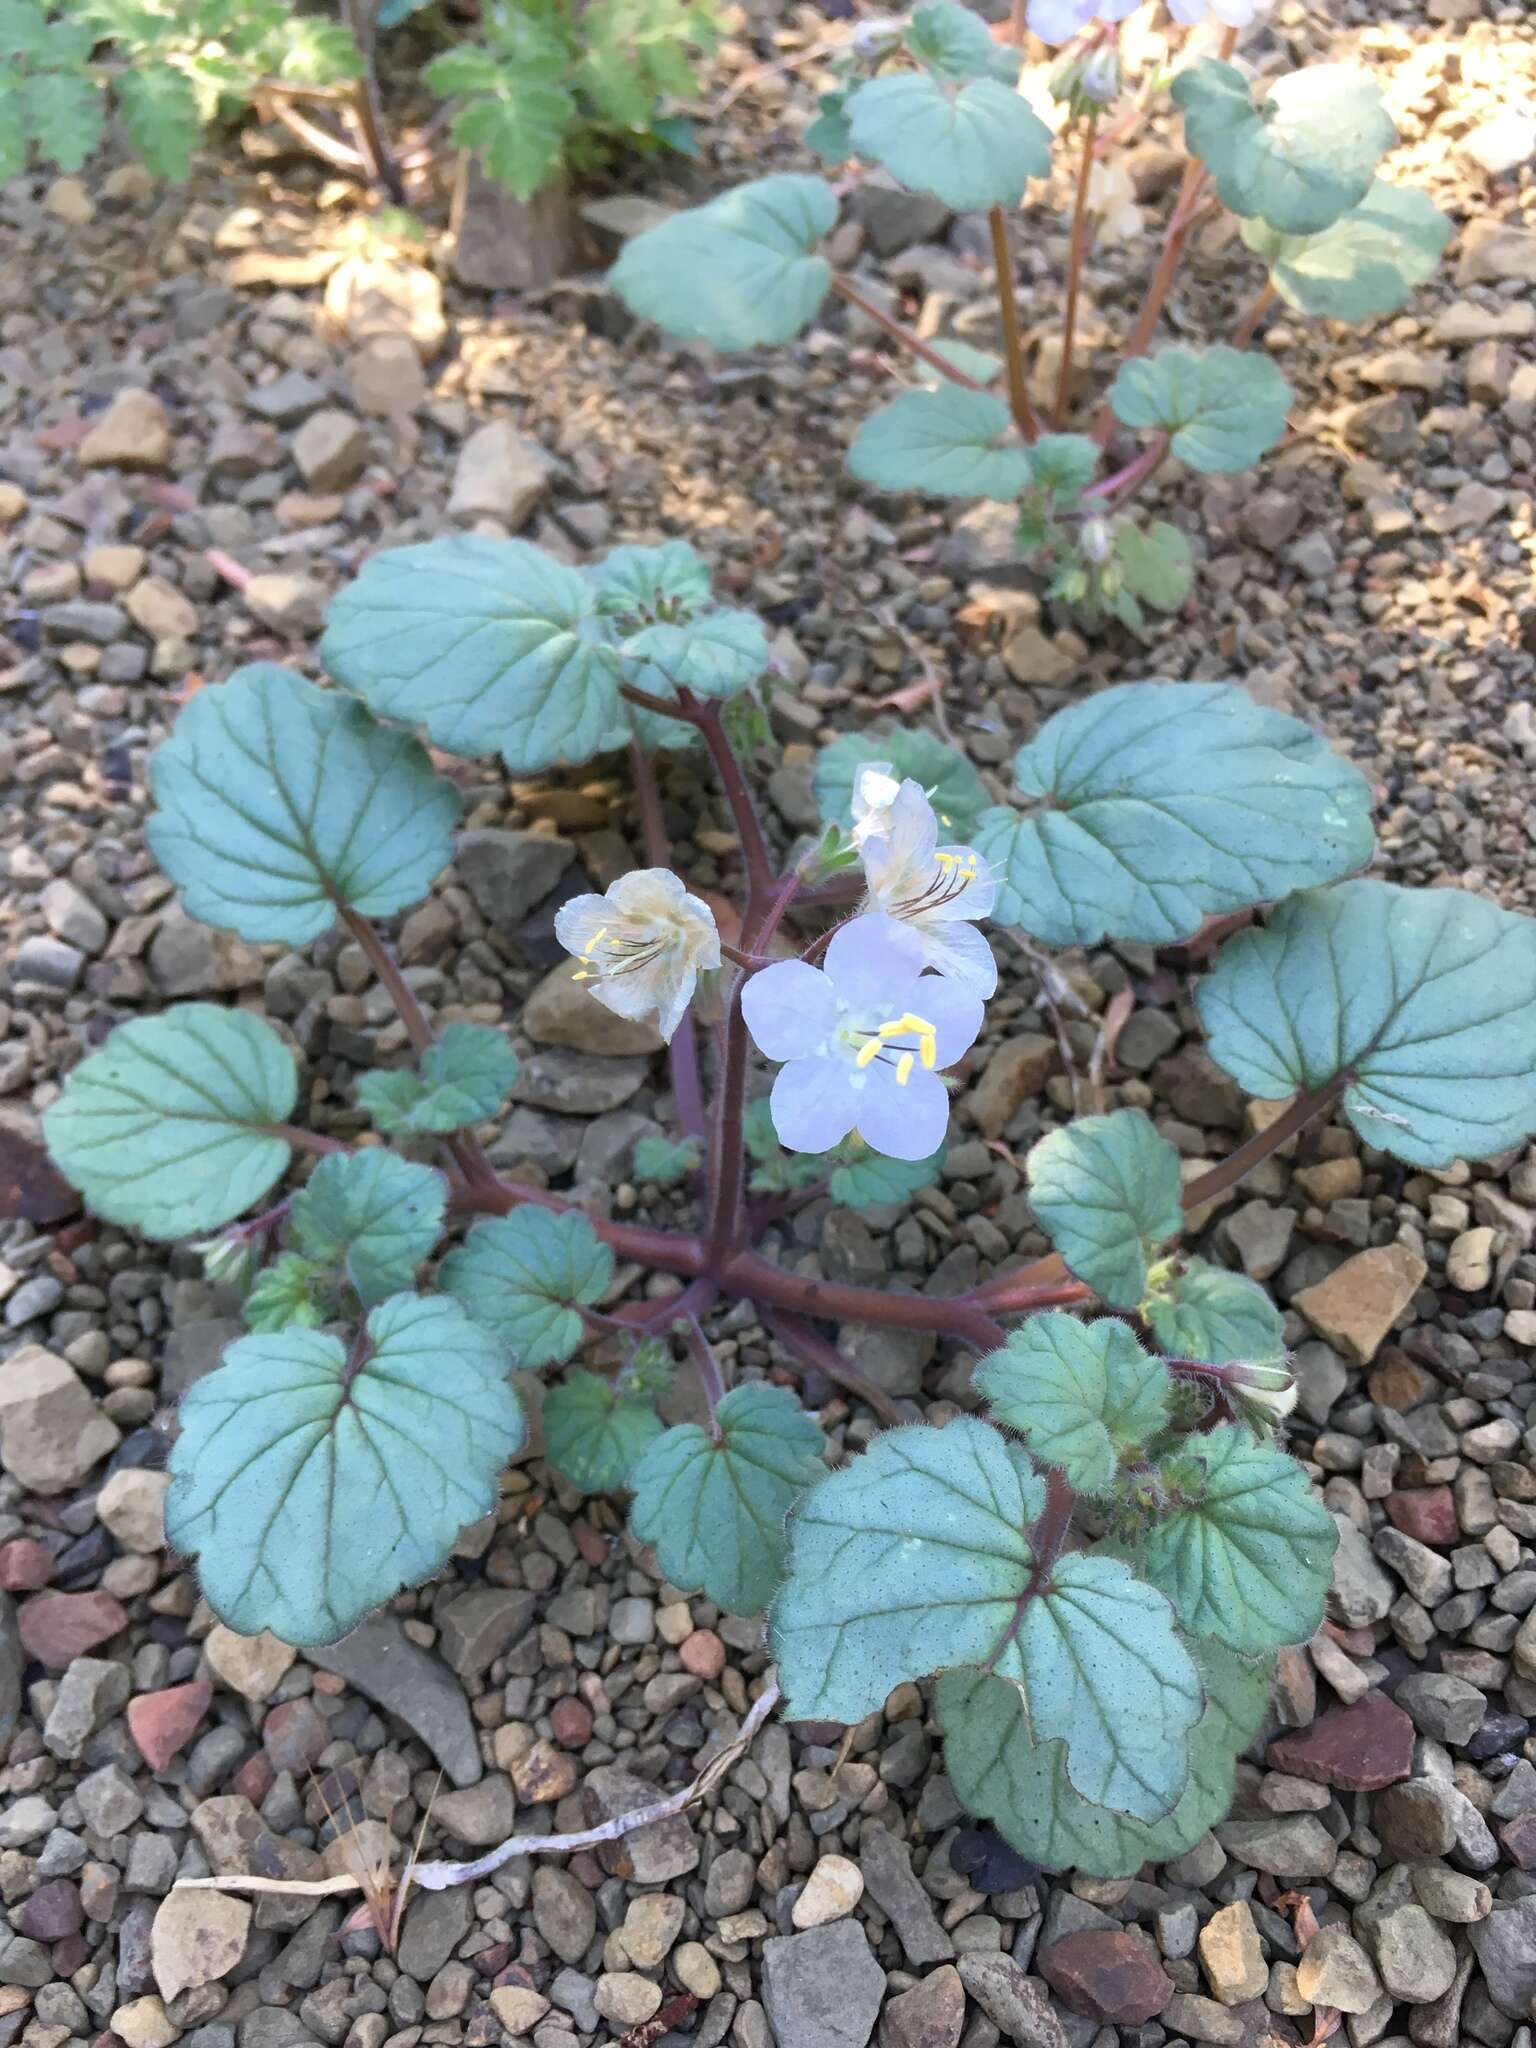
[555,868,721,1042]
[742,914,983,1159]
[850,762,903,848]
[1027,0,1139,46]
[1166,0,1263,25]
[857,779,999,998]
[1227,1361,1299,1422]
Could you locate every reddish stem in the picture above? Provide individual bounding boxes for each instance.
[989,205,1041,444]
[830,276,992,392]
[1181,1075,1347,1212]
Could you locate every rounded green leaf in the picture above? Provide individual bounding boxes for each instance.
[321,535,622,775]
[1114,520,1194,614]
[544,1367,664,1493]
[357,1023,519,1136]
[1173,59,1394,235]
[1141,1425,1337,1655]
[828,1142,944,1212]
[773,1418,1044,1723]
[846,72,1051,213]
[849,387,1031,500]
[1144,1258,1286,1366]
[971,680,1375,947]
[1027,1109,1184,1308]
[439,1207,614,1367]
[608,174,838,350]
[630,1382,824,1616]
[43,1006,296,1240]
[165,1294,524,1647]
[938,1639,1273,1877]
[905,0,1003,81]
[1107,345,1291,474]
[147,664,458,946]
[1197,878,1536,1168]
[594,540,713,620]
[290,1152,445,1308]
[813,728,990,838]
[977,1315,1169,1495]
[622,609,768,699]
[1242,180,1450,322]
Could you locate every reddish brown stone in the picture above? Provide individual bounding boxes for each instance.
[1038,1932,1173,2024]
[17,1879,82,1941]
[231,1751,275,1806]
[550,1696,593,1749]
[1384,1486,1459,1549]
[16,1589,127,1668]
[1500,1814,1536,1870]
[1321,1621,1378,1658]
[572,1520,609,1567]
[1267,1688,1414,1793]
[49,1933,89,1975]
[1367,1352,1439,1411]
[263,1698,329,1774]
[128,1680,212,1772]
[679,1628,726,1680]
[0,1537,55,1590]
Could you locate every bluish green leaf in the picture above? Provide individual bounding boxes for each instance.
[849,387,1031,500]
[1027,432,1099,503]
[632,1133,702,1185]
[971,680,1375,947]
[148,664,458,946]
[938,1639,1273,1876]
[244,1253,328,1334]
[593,539,712,620]
[290,1153,445,1308]
[829,1141,943,1212]
[544,1367,664,1493]
[321,536,622,775]
[0,75,23,184]
[977,1315,1169,1494]
[1141,1425,1336,1655]
[916,340,1004,389]
[805,90,852,163]
[43,1006,296,1240]
[23,64,103,169]
[609,174,838,349]
[1144,1258,1286,1366]
[356,1024,519,1136]
[775,1418,1201,1815]
[1197,878,1536,1168]
[1107,345,1291,474]
[1114,520,1193,613]
[846,72,1051,213]
[1027,1110,1184,1308]
[905,0,1001,80]
[622,609,768,698]
[0,1,49,61]
[630,1382,824,1615]
[1242,180,1450,322]
[165,1294,523,1647]
[1174,59,1394,234]
[440,1207,614,1366]
[813,728,990,837]
[117,63,202,180]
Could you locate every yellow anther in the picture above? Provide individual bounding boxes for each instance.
[855,1036,884,1069]
[581,925,608,963]
[895,1052,915,1085]
[920,1033,936,1069]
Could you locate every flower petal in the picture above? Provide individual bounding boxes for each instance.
[648,958,701,1042]
[915,919,999,1001]
[771,1054,859,1154]
[610,867,688,916]
[742,960,837,1061]
[932,843,997,922]
[824,913,926,1018]
[554,894,614,959]
[886,972,986,1066]
[1026,0,1095,39]
[855,1064,951,1160]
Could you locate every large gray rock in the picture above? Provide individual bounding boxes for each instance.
[456,829,573,929]
[1469,1896,1536,2016]
[762,1919,886,2048]
[305,1616,481,1786]
[448,419,553,529]
[451,154,580,289]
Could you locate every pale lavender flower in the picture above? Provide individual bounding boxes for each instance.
[858,779,999,998]
[1166,0,1263,24]
[741,914,983,1160]
[555,868,721,1042]
[1026,0,1139,46]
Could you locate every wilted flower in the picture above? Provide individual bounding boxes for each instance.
[1226,1360,1299,1423]
[857,779,999,998]
[849,762,903,848]
[1080,513,1115,565]
[194,1230,262,1294]
[1166,0,1263,25]
[742,914,982,1159]
[1086,158,1144,244]
[556,868,721,1042]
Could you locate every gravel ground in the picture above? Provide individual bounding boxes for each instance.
[2,4,1536,2048]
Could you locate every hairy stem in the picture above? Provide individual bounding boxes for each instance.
[989,206,1041,444]
[763,1308,907,1428]
[629,740,706,1146]
[1181,1074,1348,1212]
[831,276,991,392]
[684,1314,729,1436]
[721,1248,1007,1350]
[705,873,800,1259]
[1055,112,1100,430]
[1087,433,1170,506]
[267,1124,350,1157]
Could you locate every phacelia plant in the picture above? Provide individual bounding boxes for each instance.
[40,513,1536,1877]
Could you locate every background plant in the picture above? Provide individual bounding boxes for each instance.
[608,0,1451,626]
[42,516,1536,1878]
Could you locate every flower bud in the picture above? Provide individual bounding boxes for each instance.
[1080,514,1114,565]
[194,1231,261,1294]
[851,15,904,59]
[1227,1359,1299,1421]
[1050,38,1123,114]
